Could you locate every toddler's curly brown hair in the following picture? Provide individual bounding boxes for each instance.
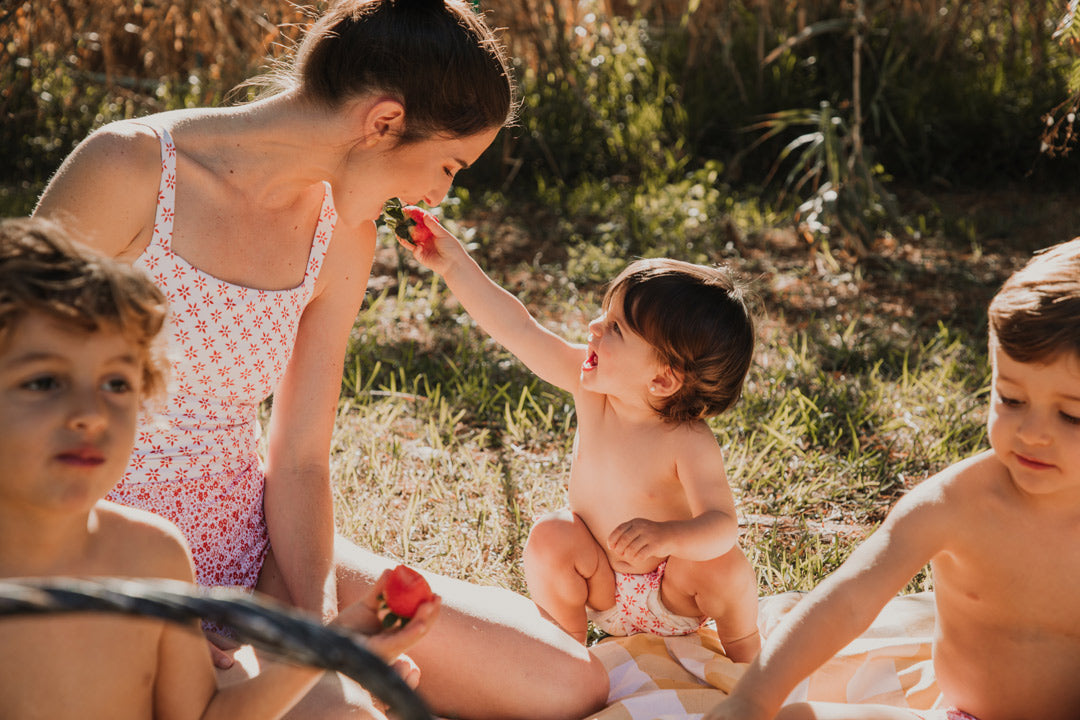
[604,257,755,423]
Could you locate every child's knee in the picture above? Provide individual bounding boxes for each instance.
[524,511,587,568]
[688,549,758,604]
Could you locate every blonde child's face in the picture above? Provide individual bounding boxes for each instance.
[0,311,142,514]
[581,293,667,403]
[988,346,1080,500]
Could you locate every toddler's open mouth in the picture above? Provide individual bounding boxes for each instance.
[582,351,598,371]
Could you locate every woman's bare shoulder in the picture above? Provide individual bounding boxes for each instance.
[34,121,165,256]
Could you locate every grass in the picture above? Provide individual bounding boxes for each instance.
[326,213,1020,605]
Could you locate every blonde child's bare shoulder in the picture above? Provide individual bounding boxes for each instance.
[91,500,195,582]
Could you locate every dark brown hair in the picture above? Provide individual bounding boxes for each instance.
[988,238,1080,363]
[0,218,168,398]
[604,258,755,422]
[285,0,516,141]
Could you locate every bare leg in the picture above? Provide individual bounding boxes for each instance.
[522,509,617,643]
[776,702,922,720]
[334,537,610,720]
[662,549,761,662]
[216,640,389,720]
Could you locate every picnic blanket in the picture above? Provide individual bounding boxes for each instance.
[587,591,942,719]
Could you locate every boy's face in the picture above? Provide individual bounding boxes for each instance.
[582,292,666,401]
[0,311,142,515]
[988,346,1080,500]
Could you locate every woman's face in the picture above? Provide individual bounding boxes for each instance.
[337,125,501,225]
[387,126,501,208]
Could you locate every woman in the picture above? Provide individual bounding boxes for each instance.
[33,0,608,717]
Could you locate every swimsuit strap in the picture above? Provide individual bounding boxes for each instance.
[130,122,177,252]
[301,181,337,290]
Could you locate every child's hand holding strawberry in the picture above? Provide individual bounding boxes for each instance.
[381,198,464,275]
[332,565,441,689]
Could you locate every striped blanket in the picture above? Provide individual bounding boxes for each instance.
[588,591,942,719]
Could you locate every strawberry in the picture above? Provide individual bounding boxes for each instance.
[402,207,435,246]
[382,198,433,247]
[379,564,434,628]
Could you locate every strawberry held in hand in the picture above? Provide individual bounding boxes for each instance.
[402,207,435,246]
[380,564,435,628]
[382,198,434,248]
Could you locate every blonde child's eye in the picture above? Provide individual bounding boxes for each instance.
[22,375,60,392]
[1061,411,1080,426]
[612,322,622,336]
[102,377,134,394]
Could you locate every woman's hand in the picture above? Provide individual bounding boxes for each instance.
[204,628,240,669]
[331,568,441,687]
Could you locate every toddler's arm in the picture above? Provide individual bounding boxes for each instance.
[400,209,586,393]
[704,480,951,720]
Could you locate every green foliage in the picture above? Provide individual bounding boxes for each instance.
[515,14,688,185]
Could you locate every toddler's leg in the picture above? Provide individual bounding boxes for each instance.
[663,549,761,662]
[523,508,617,644]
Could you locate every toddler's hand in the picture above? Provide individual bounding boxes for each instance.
[391,204,464,275]
[607,517,670,563]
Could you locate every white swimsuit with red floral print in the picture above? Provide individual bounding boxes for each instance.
[107,125,336,590]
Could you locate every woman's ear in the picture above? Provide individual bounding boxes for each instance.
[648,366,683,398]
[357,97,406,146]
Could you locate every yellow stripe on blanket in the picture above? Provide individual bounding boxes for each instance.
[587,591,942,720]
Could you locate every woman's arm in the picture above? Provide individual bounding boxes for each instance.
[402,211,586,393]
[262,219,377,619]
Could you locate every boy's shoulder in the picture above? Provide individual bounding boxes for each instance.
[92,501,195,582]
[896,450,1010,522]
[923,449,1010,497]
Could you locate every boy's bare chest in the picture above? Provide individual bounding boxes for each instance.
[0,615,160,718]
[936,512,1080,633]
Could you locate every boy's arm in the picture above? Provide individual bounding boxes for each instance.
[704,477,953,720]
[403,211,585,392]
[608,426,739,562]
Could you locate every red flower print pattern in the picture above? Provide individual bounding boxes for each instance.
[107,126,337,591]
[587,561,707,637]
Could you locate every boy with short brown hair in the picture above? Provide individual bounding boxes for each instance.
[707,238,1080,720]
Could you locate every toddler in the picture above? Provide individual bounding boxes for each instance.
[402,210,761,662]
[706,237,1080,720]
[0,218,438,720]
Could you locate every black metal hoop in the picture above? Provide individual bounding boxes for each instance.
[0,577,431,720]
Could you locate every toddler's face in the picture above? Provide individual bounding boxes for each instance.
[988,347,1080,500]
[0,311,142,514]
